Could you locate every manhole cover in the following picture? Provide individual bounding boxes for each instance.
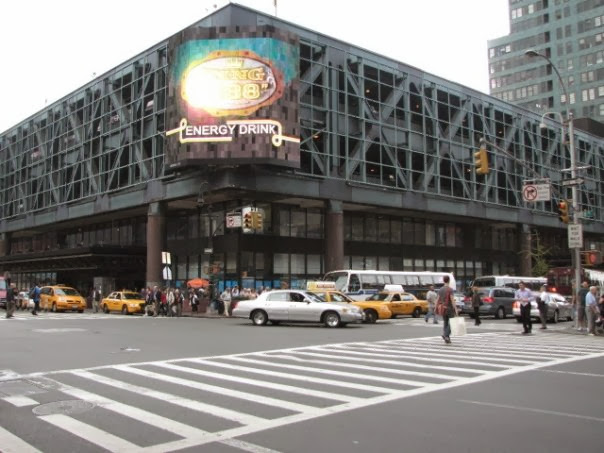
[33,400,95,416]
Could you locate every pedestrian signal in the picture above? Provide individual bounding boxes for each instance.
[253,211,263,231]
[474,147,489,175]
[558,201,570,224]
[583,250,602,266]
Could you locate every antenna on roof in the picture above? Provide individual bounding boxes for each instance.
[274,0,277,16]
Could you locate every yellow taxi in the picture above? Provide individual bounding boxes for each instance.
[40,285,86,313]
[365,285,428,318]
[307,282,392,323]
[101,291,146,315]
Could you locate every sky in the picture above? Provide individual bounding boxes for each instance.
[0,0,509,133]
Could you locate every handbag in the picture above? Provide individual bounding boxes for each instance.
[435,304,447,316]
[450,316,467,336]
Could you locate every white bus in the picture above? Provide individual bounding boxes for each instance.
[471,275,546,291]
[322,270,456,301]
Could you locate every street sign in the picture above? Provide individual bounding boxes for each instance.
[568,224,583,249]
[161,251,172,265]
[522,183,551,202]
[561,177,584,187]
[226,214,241,228]
[162,266,173,280]
[204,248,213,254]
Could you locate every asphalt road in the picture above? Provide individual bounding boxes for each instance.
[0,312,602,452]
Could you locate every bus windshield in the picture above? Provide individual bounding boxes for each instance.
[323,272,348,292]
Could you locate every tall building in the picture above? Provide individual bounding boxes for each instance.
[488,0,604,121]
[0,3,603,297]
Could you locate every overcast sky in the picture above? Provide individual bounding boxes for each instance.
[0,0,509,133]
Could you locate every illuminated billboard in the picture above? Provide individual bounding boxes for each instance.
[165,26,299,169]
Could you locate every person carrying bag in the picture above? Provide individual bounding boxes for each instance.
[435,275,465,344]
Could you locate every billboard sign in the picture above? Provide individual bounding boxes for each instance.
[166,26,299,169]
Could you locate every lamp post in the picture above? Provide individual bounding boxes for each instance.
[526,49,582,303]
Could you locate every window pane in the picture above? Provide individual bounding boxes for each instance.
[291,210,306,238]
[307,210,323,239]
[291,254,305,274]
[273,253,289,274]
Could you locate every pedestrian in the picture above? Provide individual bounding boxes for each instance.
[92,285,102,313]
[424,284,438,324]
[515,281,534,334]
[576,281,589,332]
[153,286,161,317]
[585,286,599,336]
[220,287,232,316]
[435,275,455,344]
[30,282,41,316]
[5,282,16,319]
[471,286,482,326]
[537,284,550,330]
[190,288,199,312]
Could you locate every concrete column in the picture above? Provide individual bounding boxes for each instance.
[146,202,166,288]
[325,200,344,272]
[0,232,11,257]
[519,224,532,276]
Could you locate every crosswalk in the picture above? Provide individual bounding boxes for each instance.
[0,311,140,321]
[1,332,602,453]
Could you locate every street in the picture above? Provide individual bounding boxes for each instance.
[0,313,602,452]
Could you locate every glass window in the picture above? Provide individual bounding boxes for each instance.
[278,208,290,236]
[291,254,305,274]
[188,255,199,279]
[273,253,288,274]
[403,258,413,271]
[414,220,425,245]
[390,219,401,244]
[351,256,364,269]
[226,252,237,273]
[351,216,363,241]
[365,217,377,242]
[414,258,424,270]
[307,255,322,275]
[291,210,306,238]
[425,222,435,246]
[446,224,456,247]
[402,219,414,245]
[307,210,323,239]
[378,218,390,242]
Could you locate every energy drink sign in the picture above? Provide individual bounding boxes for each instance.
[165,26,300,169]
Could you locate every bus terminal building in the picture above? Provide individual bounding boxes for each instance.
[1,4,603,295]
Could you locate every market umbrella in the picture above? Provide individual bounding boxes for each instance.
[187,278,210,289]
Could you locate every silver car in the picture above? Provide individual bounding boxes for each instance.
[232,289,364,327]
[513,292,574,323]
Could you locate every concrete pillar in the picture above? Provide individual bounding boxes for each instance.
[0,232,11,257]
[519,224,532,276]
[325,200,344,272]
[146,202,166,288]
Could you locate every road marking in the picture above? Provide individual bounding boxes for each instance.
[39,414,141,452]
[114,364,314,414]
[2,395,39,407]
[3,332,604,453]
[191,358,394,394]
[0,424,42,453]
[71,370,266,425]
[458,399,604,423]
[153,361,361,404]
[538,369,604,378]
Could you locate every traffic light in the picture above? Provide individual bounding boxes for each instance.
[253,211,263,231]
[474,147,489,175]
[243,212,253,230]
[583,250,602,266]
[558,200,570,224]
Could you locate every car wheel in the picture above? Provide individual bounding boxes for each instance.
[121,305,128,315]
[515,316,522,323]
[364,309,378,324]
[251,310,268,326]
[103,304,109,314]
[496,306,505,320]
[323,311,341,328]
[52,303,57,313]
[412,307,422,318]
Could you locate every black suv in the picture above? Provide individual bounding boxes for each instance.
[462,287,516,319]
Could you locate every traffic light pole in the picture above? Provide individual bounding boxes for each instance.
[567,114,582,306]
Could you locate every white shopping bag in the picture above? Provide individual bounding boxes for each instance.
[450,316,467,336]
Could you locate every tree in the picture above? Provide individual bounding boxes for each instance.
[530,231,551,277]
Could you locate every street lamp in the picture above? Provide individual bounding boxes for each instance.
[526,49,582,303]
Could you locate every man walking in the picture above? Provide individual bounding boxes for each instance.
[435,275,455,344]
[424,285,438,324]
[92,286,102,313]
[586,286,598,336]
[30,283,41,316]
[471,286,482,326]
[515,281,533,334]
[5,282,16,319]
[538,284,550,330]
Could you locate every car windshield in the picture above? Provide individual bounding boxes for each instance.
[55,288,80,296]
[123,293,142,300]
[367,293,389,301]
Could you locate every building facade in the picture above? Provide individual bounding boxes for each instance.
[1,4,603,298]
[489,0,604,120]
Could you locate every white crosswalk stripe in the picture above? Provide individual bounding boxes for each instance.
[1,332,603,453]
